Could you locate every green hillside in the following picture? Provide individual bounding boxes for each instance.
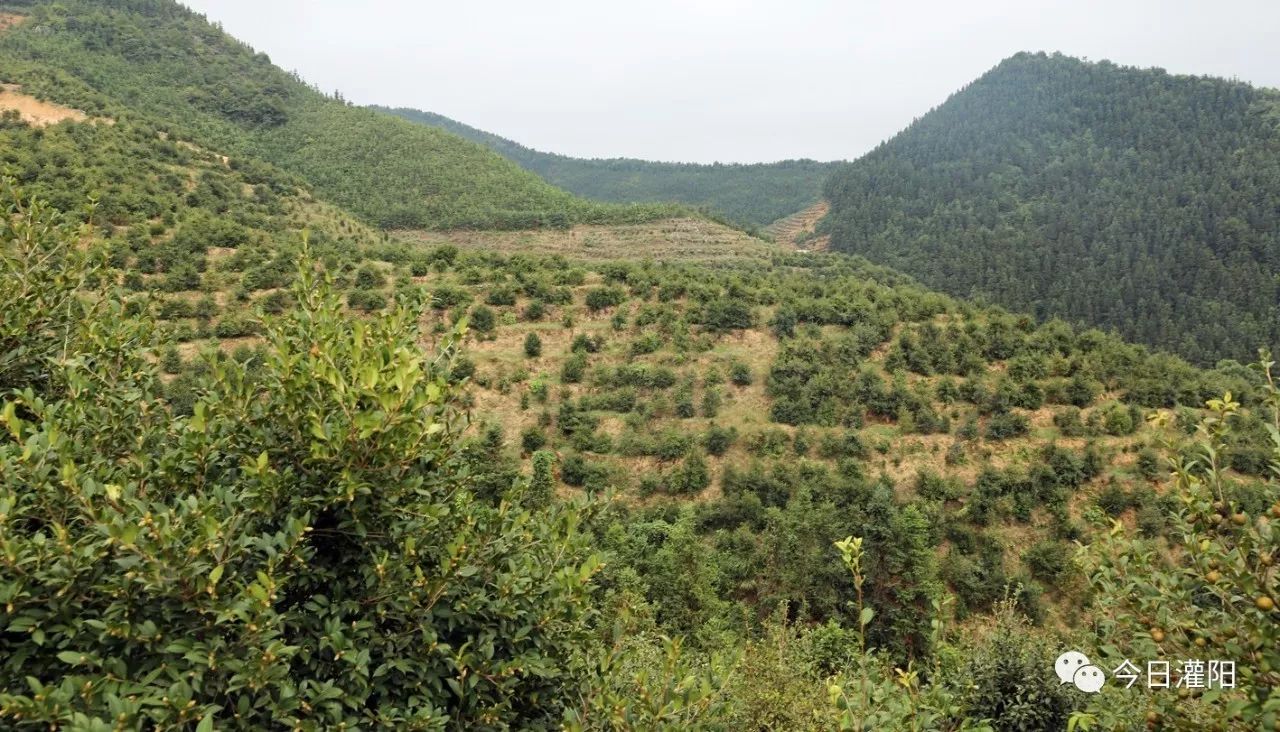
[1,4,1277,729]
[822,52,1280,365]
[0,0,684,229]
[377,106,840,229]
[6,167,1278,727]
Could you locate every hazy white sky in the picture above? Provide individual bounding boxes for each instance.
[181,0,1280,164]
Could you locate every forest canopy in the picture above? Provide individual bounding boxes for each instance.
[822,51,1280,365]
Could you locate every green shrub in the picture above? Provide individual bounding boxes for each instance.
[521,426,548,453]
[956,603,1074,730]
[914,470,962,502]
[0,207,603,729]
[346,288,387,312]
[747,428,791,457]
[157,297,196,320]
[655,430,695,461]
[1094,483,1133,516]
[674,384,696,418]
[353,263,385,289]
[570,333,604,353]
[984,412,1029,440]
[584,286,625,312]
[629,332,662,356]
[160,345,183,374]
[1135,447,1161,480]
[259,289,294,315]
[469,304,496,332]
[430,284,471,310]
[668,454,711,494]
[703,424,737,456]
[1051,407,1088,437]
[524,331,543,358]
[1065,373,1100,407]
[817,431,867,460]
[1022,541,1071,583]
[1100,401,1139,435]
[561,352,588,384]
[697,299,753,331]
[213,313,260,339]
[486,286,517,306]
[701,387,722,418]
[450,355,476,382]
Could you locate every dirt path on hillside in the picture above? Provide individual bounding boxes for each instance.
[764,200,830,251]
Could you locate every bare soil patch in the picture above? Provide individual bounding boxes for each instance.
[764,200,830,251]
[0,84,88,126]
[0,12,25,32]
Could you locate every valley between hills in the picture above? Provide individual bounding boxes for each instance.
[0,2,1277,730]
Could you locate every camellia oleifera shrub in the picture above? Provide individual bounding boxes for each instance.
[1080,367,1280,730]
[0,185,603,730]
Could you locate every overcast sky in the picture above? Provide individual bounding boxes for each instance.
[181,0,1280,164]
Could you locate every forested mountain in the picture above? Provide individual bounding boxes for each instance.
[377,106,840,229]
[822,52,1280,365]
[0,0,684,229]
[1,2,1277,728]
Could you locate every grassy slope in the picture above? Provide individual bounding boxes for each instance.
[401,217,778,263]
[376,106,841,229]
[0,0,686,229]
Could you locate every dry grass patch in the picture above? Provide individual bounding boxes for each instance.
[400,217,778,263]
[175,336,264,359]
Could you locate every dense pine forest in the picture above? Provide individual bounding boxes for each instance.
[0,2,1278,730]
[822,52,1280,365]
[377,106,840,229]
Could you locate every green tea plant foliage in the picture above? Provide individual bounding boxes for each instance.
[0,194,603,729]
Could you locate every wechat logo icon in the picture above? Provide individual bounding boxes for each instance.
[1056,651,1106,693]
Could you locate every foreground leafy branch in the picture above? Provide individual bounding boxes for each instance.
[0,186,603,730]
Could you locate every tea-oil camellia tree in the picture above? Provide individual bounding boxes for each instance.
[0,180,603,730]
[1080,361,1279,731]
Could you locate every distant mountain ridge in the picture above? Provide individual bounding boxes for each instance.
[822,51,1280,364]
[375,105,841,229]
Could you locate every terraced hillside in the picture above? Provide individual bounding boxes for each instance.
[401,217,778,263]
[143,216,1267,643]
[2,4,1277,729]
[765,200,831,251]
